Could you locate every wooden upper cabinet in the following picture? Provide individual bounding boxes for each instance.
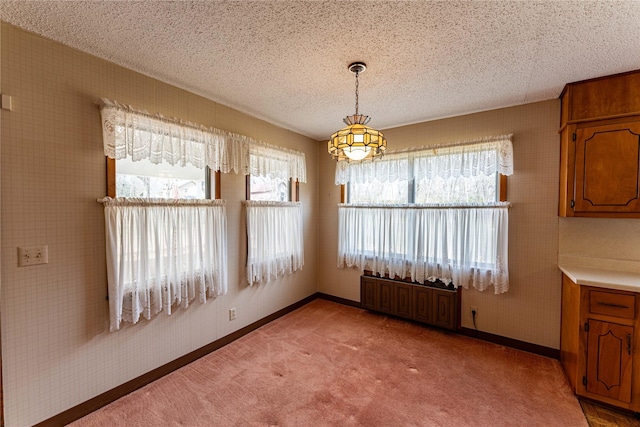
[573,122,640,214]
[568,72,640,122]
[559,69,640,217]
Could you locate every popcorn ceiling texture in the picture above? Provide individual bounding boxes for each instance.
[1,1,640,140]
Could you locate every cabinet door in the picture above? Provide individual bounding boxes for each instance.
[586,319,633,403]
[395,282,413,319]
[413,287,432,324]
[378,279,395,314]
[360,277,378,311]
[432,289,457,330]
[574,122,640,214]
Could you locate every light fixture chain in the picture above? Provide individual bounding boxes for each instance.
[355,70,359,116]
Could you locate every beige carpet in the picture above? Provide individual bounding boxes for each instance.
[70,299,587,426]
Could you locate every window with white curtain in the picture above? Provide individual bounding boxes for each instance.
[116,156,213,199]
[242,142,306,285]
[336,135,513,294]
[97,99,307,329]
[244,201,304,285]
[101,198,228,331]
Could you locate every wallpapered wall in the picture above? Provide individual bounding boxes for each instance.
[3,20,640,427]
[318,100,563,348]
[317,98,640,350]
[0,23,318,426]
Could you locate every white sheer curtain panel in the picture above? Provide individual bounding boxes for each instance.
[100,198,228,331]
[98,98,306,182]
[244,201,304,285]
[338,204,510,294]
[335,134,513,185]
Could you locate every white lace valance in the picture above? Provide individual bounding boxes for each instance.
[250,143,307,183]
[98,99,307,182]
[335,134,513,185]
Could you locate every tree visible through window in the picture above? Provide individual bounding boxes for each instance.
[249,175,290,201]
[116,157,210,199]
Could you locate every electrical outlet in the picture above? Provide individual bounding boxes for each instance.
[470,305,478,319]
[229,307,236,321]
[18,245,48,267]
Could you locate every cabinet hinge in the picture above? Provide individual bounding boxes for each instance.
[583,376,587,386]
[584,322,589,332]
[570,200,575,208]
[572,133,577,142]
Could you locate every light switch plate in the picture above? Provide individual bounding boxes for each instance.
[18,245,48,267]
[1,94,12,111]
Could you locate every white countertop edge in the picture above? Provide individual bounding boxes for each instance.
[558,264,640,292]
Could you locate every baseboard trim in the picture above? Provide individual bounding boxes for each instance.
[317,292,361,308]
[316,295,559,359]
[35,293,319,427]
[459,327,560,359]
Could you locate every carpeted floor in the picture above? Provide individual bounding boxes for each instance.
[69,299,588,426]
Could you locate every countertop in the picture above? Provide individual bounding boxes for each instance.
[558,264,640,292]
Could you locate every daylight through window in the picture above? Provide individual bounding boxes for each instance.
[336,135,513,294]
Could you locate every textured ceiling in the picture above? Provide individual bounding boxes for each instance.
[1,1,640,141]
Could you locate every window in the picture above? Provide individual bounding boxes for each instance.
[349,173,500,204]
[249,175,290,201]
[349,180,408,204]
[98,99,233,330]
[244,201,304,285]
[115,156,216,199]
[246,143,304,202]
[99,98,308,323]
[336,135,513,294]
[243,146,306,285]
[248,175,296,201]
[102,198,228,331]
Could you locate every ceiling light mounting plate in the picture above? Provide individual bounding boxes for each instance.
[348,62,366,75]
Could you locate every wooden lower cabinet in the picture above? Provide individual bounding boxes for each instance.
[561,274,640,411]
[360,275,458,331]
[586,319,633,403]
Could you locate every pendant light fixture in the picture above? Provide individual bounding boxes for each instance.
[328,62,387,162]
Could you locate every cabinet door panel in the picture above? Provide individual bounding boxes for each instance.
[378,280,394,314]
[586,319,633,403]
[574,122,640,213]
[395,283,413,319]
[413,287,431,324]
[360,277,378,311]
[432,290,456,330]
